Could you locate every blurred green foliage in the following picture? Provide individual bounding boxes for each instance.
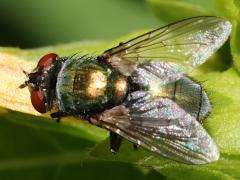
[0,0,159,48]
[0,0,240,180]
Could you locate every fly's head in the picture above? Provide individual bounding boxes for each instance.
[20,53,62,113]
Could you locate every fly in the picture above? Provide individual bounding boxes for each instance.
[20,16,232,164]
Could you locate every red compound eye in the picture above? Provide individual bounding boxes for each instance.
[37,53,58,68]
[31,89,46,113]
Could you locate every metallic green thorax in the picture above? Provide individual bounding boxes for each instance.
[56,57,128,115]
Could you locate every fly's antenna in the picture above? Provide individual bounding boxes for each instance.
[22,69,29,77]
[19,66,29,88]
[19,81,28,89]
[19,65,29,77]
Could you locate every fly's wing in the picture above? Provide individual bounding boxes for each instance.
[98,16,231,76]
[95,91,219,164]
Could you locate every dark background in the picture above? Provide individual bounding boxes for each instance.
[0,0,159,48]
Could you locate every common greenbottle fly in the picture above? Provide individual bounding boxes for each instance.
[20,16,232,164]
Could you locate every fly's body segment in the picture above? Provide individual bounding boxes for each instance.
[20,16,232,164]
[55,58,128,117]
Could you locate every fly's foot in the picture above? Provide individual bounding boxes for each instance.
[133,144,139,150]
[50,111,66,123]
[110,132,123,154]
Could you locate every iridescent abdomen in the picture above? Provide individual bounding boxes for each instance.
[56,58,128,114]
[150,76,211,121]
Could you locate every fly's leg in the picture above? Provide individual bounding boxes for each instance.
[89,115,123,154]
[110,131,123,154]
[82,114,93,124]
[50,111,67,123]
[133,144,139,150]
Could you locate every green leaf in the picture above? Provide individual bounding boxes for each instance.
[92,139,240,179]
[0,31,239,179]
